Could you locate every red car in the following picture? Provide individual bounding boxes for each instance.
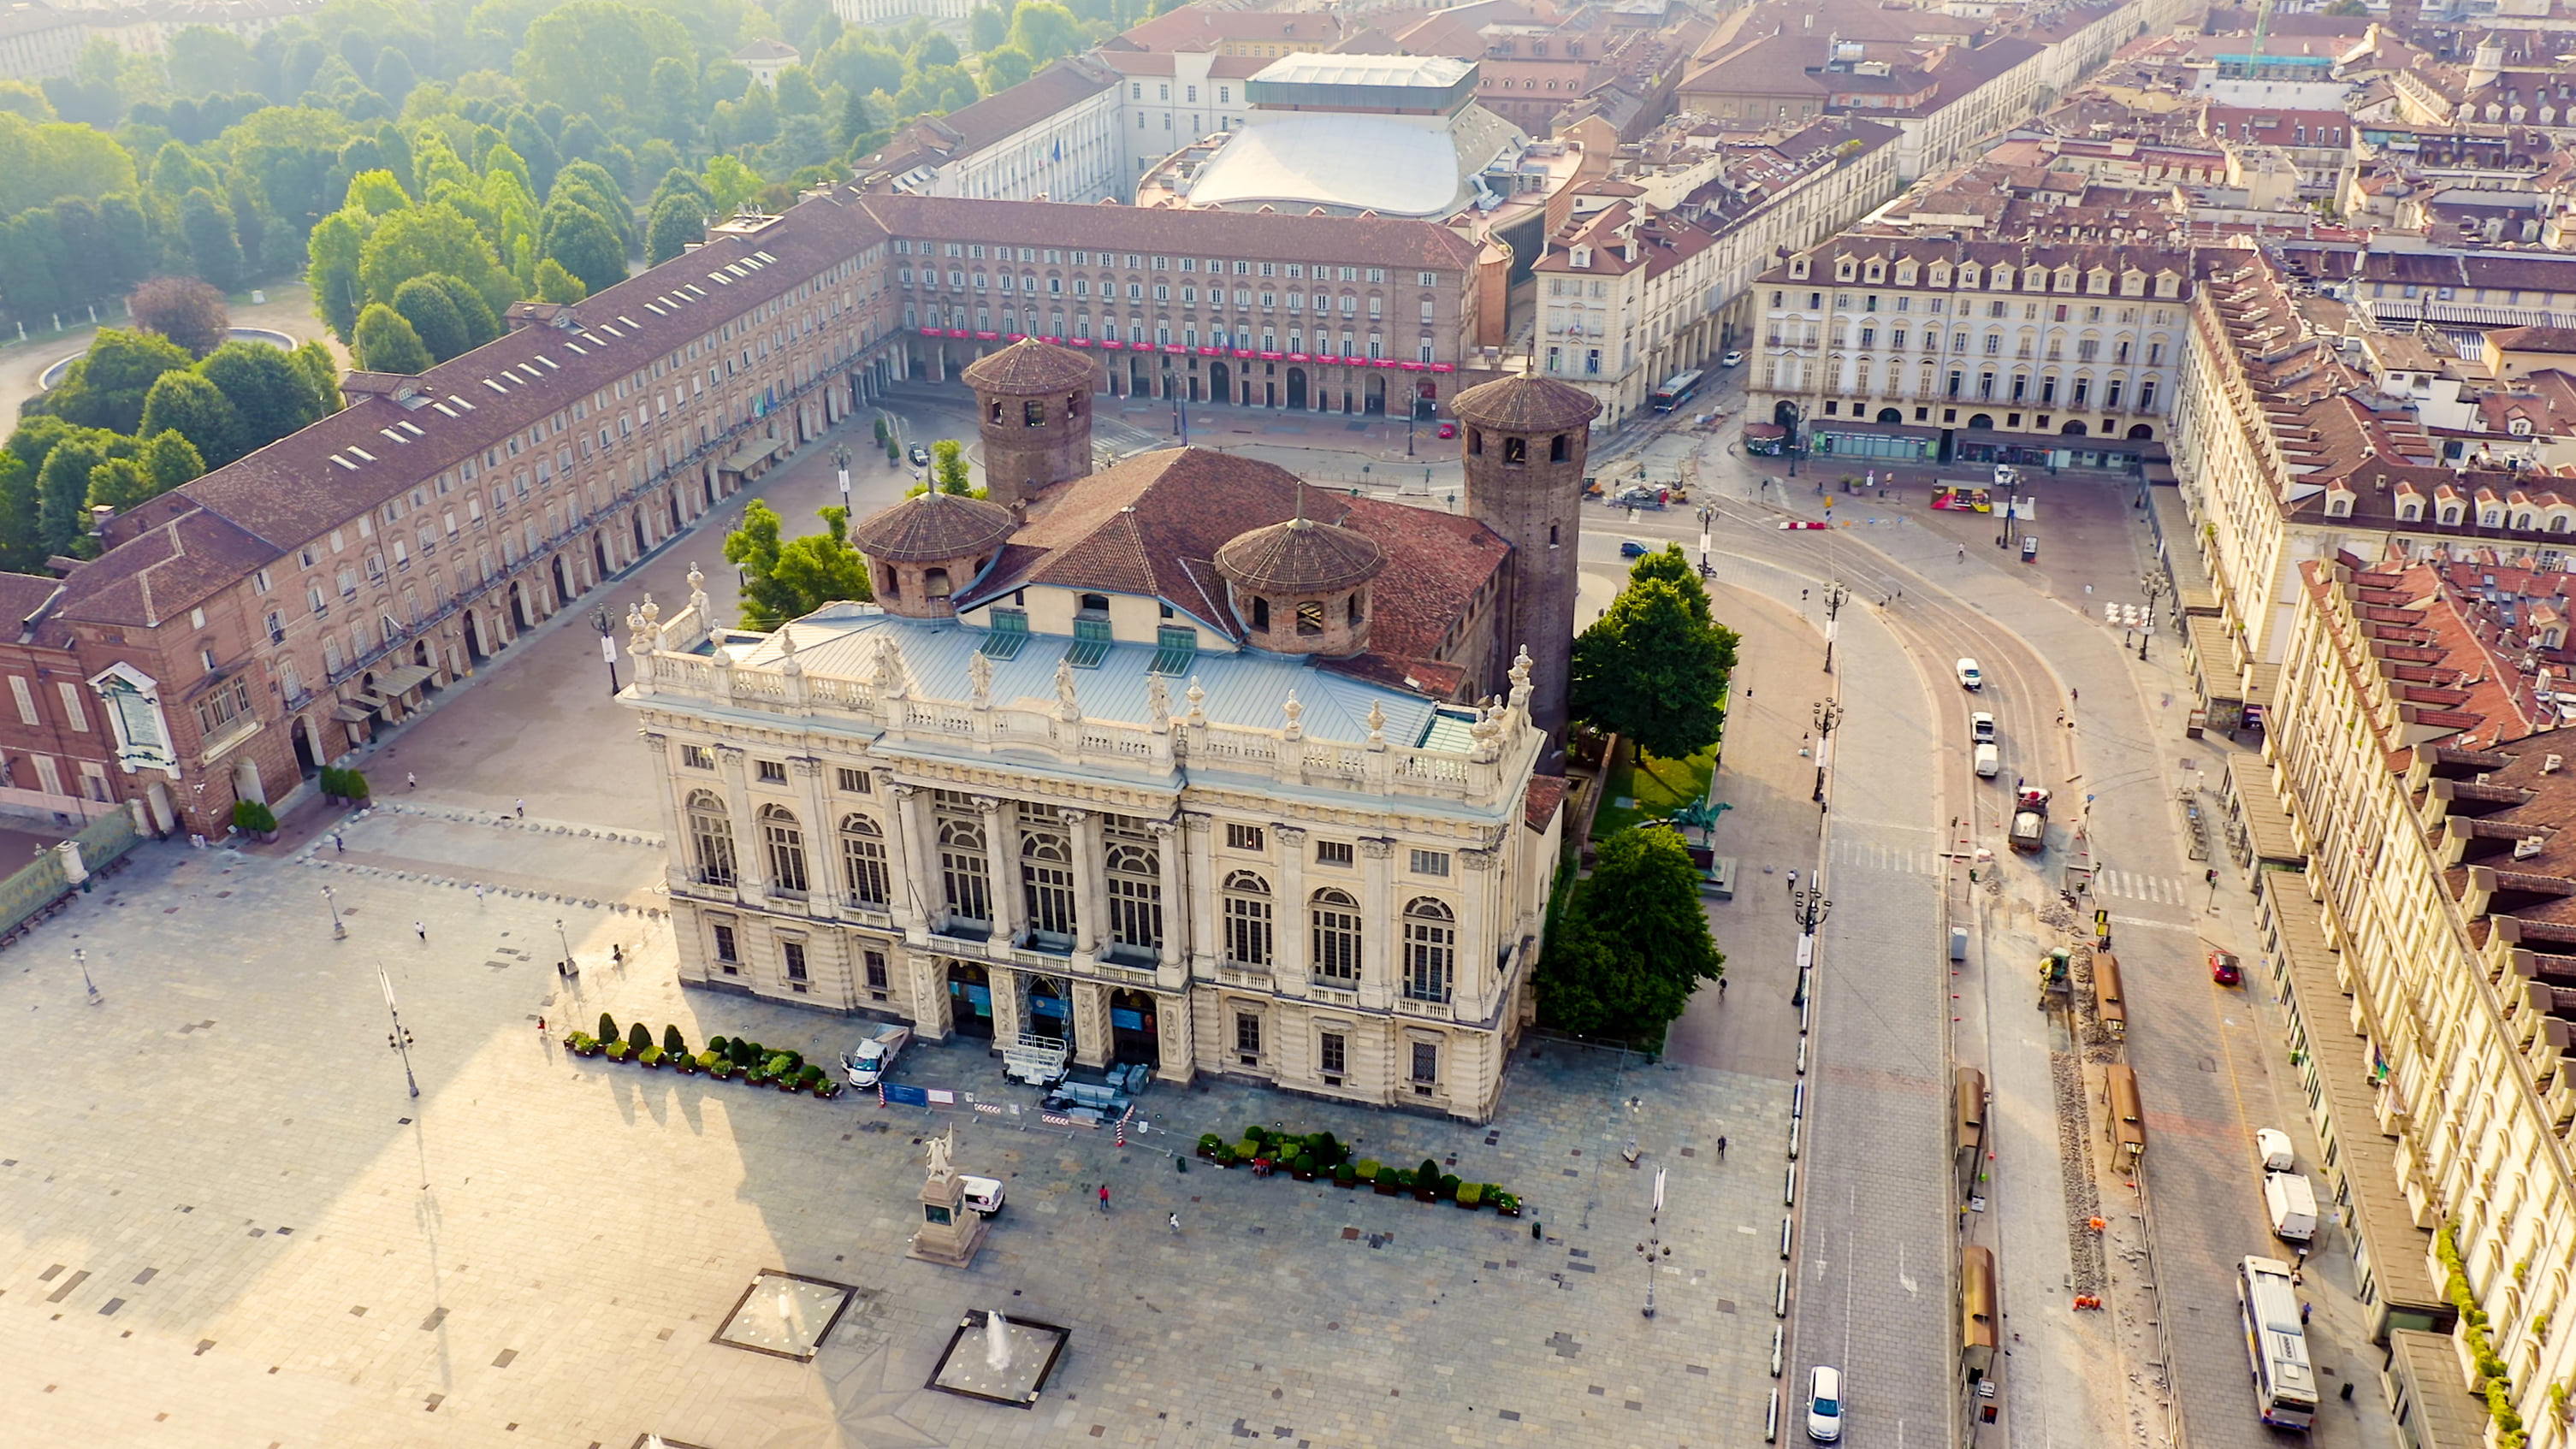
[2208,949,2242,986]
[1436,421,1458,439]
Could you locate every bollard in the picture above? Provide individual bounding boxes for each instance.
[1779,1215,1792,1261]
[1791,1080,1805,1120]
[1784,1162,1797,1207]
[1175,1155,1186,1173]
[1787,1118,1801,1161]
[1531,1221,1543,1241]
[1770,1324,1784,1378]
[1765,1387,1780,1444]
[1795,1038,1808,1076]
[1774,1267,1790,1318]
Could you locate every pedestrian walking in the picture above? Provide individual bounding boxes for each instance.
[1098,1184,1110,1212]
[1957,543,1967,561]
[1787,869,1798,892]
[537,1016,547,1033]
[473,884,485,905]
[414,920,427,942]
[406,771,417,790]
[332,833,344,855]
[612,943,625,966]
[1168,1212,1181,1234]
[2070,688,2079,705]
[514,798,526,819]
[2300,1302,2312,1324]
[1719,977,1728,997]
[1715,1136,1728,1159]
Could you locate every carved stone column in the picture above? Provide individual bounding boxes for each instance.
[1072,980,1113,1068]
[909,948,953,1039]
[884,778,928,941]
[1183,813,1217,974]
[1062,807,1101,958]
[1454,846,1500,1019]
[1148,819,1185,980]
[714,746,764,894]
[639,731,684,891]
[990,966,1026,1046]
[1357,837,1395,1010]
[978,796,1020,943]
[1158,987,1196,1085]
[792,757,836,920]
[1273,825,1309,997]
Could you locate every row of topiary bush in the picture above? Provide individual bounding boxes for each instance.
[564,1014,843,1098]
[319,767,371,803]
[1193,1126,1520,1215]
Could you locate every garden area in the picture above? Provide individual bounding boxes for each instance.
[1593,737,1720,838]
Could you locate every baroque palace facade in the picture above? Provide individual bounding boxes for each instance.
[617,344,1593,1120]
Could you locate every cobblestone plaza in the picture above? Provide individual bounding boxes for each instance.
[0,807,1791,1448]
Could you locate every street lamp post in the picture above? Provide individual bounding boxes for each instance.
[72,945,100,1004]
[1789,883,1832,1007]
[833,443,852,518]
[323,885,345,940]
[590,606,619,695]
[1697,505,1715,578]
[2138,569,2170,660]
[380,969,419,1099]
[1637,1167,1670,1319]
[556,916,573,974]
[1993,464,2019,550]
[1811,698,1844,804]
[1819,581,1851,674]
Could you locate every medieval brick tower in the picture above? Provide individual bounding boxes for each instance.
[1453,373,1602,747]
[960,339,1099,507]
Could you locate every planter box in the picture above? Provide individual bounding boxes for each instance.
[1372,1181,1401,1196]
[1414,1189,1441,1204]
[1292,1169,1316,1181]
[1454,1196,1483,1209]
[1495,1204,1522,1218]
[778,1079,804,1093]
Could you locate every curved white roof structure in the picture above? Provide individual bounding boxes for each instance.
[1182,106,1527,218]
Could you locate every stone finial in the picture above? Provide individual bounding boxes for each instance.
[1183,676,1206,726]
[685,564,708,618]
[1282,689,1304,742]
[625,600,651,650]
[968,650,994,709]
[1146,675,1172,733]
[1366,700,1387,751]
[1054,658,1081,722]
[639,593,661,632]
[776,624,802,676]
[1469,701,1503,762]
[1508,646,1534,714]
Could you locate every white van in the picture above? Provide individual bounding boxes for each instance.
[1974,742,2000,778]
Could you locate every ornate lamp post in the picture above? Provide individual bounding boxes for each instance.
[1819,581,1851,674]
[72,945,100,1004]
[380,969,419,1099]
[1811,698,1844,805]
[323,885,345,940]
[590,606,619,694]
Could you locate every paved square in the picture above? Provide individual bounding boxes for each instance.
[1,818,1794,1448]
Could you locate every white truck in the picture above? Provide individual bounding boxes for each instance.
[840,1024,912,1087]
[2265,1171,2318,1245]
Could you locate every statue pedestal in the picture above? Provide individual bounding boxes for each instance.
[908,1168,989,1269]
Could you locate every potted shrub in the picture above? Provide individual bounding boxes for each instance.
[319,767,345,803]
[1490,1190,1521,1218]
[1244,1125,1271,1152]
[627,1022,654,1056]
[1354,1157,1381,1182]
[605,1040,631,1062]
[674,1050,699,1075]
[1416,1160,1444,1202]
[637,1046,665,1069]
[1454,1182,1483,1209]
[796,1064,826,1094]
[565,1031,597,1056]
[1437,1174,1461,1203]
[1333,1162,1359,1188]
[814,1078,844,1100]
[1373,1165,1402,1195]
[341,770,370,804]
[707,1057,734,1081]
[696,1050,724,1071]
[746,1059,776,1085]
[1234,1138,1262,1165]
[232,799,278,843]
[728,1038,761,1069]
[662,1025,687,1060]
[599,1013,619,1045]
[1197,1133,1223,1160]
[1311,1132,1343,1168]
[1290,1152,1317,1181]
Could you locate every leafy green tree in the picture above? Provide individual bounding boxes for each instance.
[1536,827,1722,1043]
[305,206,367,341]
[647,55,698,143]
[911,32,961,68]
[127,275,230,357]
[389,275,471,360]
[344,166,411,218]
[774,65,824,118]
[93,194,154,300]
[817,37,903,100]
[0,213,63,323]
[0,112,139,216]
[645,191,706,264]
[85,456,154,512]
[179,187,244,290]
[0,452,38,571]
[980,46,1035,92]
[533,256,586,302]
[505,112,560,195]
[228,105,352,240]
[137,429,204,494]
[147,139,218,198]
[1568,561,1738,763]
[1626,541,1712,620]
[1005,2,1084,63]
[552,161,634,249]
[34,429,118,556]
[289,339,341,415]
[353,301,432,373]
[371,47,417,105]
[723,500,873,629]
[169,25,261,98]
[932,438,972,494]
[895,63,980,117]
[198,340,324,451]
[5,416,76,476]
[140,367,247,466]
[536,199,624,297]
[514,0,692,130]
[358,200,512,317]
[701,155,761,216]
[0,80,50,120]
[48,328,195,435]
[425,272,500,349]
[968,4,1008,50]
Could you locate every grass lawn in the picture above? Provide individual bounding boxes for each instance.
[1594,741,1718,837]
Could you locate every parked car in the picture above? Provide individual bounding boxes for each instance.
[1956,659,1983,690]
[961,1174,1007,1216]
[841,1024,913,1087]
[907,443,930,466]
[1615,487,1666,510]
[1720,349,1745,368]
[2255,1127,2295,1173]
[2265,1171,2318,1244]
[1620,539,1650,558]
[2208,948,2243,986]
[1805,1365,1845,1442]
[1436,421,1457,439]
[1970,712,1997,745]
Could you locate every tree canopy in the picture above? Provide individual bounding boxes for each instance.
[722,500,873,629]
[1569,547,1738,762]
[1535,827,1724,1044]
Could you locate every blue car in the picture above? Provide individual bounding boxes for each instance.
[1620,539,1650,558]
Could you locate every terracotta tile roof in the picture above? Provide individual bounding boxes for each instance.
[55,511,276,629]
[1524,772,1567,831]
[1214,516,1385,594]
[961,337,1099,393]
[849,492,1017,564]
[1454,374,1602,431]
[1116,4,1343,52]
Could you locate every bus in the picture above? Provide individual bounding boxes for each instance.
[1649,370,1705,412]
[2237,1255,2318,1430]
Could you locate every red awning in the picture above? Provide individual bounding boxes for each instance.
[974,330,998,340]
[1286,352,1309,362]
[1430,363,1454,373]
[1103,340,1126,349]
[1069,338,1093,346]
[1161,344,1187,354]
[1232,348,1256,358]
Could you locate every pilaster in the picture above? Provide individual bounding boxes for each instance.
[885,778,929,941]
[909,949,953,1039]
[1148,819,1186,988]
[1274,825,1309,997]
[978,795,1020,942]
[639,730,684,891]
[1157,988,1195,1085]
[1072,980,1113,1068]
[714,746,765,893]
[1455,846,1500,1018]
[791,757,835,920]
[1357,837,1395,1011]
[991,965,1026,1044]
[1183,813,1218,973]
[1063,807,1101,960]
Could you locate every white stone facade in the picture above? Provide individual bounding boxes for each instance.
[618,580,1560,1122]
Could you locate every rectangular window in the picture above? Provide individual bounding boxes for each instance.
[8,676,36,726]
[782,938,808,982]
[757,760,787,784]
[712,920,739,965]
[1408,849,1450,877]
[1226,823,1265,851]
[837,766,873,794]
[1319,1032,1347,1078]
[1317,839,1353,866]
[1411,1041,1437,1084]
[865,950,889,991]
[1235,1011,1262,1062]
[56,683,86,731]
[682,744,714,770]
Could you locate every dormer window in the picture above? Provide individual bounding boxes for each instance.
[1894,260,1917,285]
[1078,592,1110,615]
[1864,261,1884,282]
[1571,246,1591,269]
[1959,264,1981,288]
[1790,257,1811,279]
[2326,493,2352,518]
[2481,508,2502,527]
[1928,264,1951,287]
[2442,506,2464,525]
[1990,265,2013,290]
[2510,418,2534,437]
[2515,512,2536,529]
[2398,499,2424,522]
[1835,258,1855,281]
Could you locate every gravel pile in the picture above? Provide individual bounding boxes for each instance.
[2052,1050,2109,1297]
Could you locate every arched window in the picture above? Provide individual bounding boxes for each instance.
[761,804,809,895]
[1311,888,1362,984]
[1402,897,1454,1002]
[1223,870,1272,967]
[687,790,736,886]
[1021,827,1077,941]
[937,813,991,922]
[1104,834,1162,952]
[838,813,889,908]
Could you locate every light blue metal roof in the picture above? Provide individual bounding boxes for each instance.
[744,610,1452,748]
